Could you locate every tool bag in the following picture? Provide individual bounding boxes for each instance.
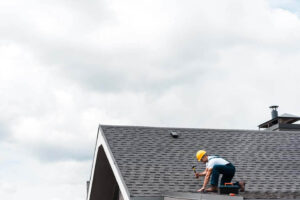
[218,183,239,194]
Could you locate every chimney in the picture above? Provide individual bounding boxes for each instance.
[269,105,279,119]
[258,105,300,131]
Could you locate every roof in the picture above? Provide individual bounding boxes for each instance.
[280,113,300,118]
[163,192,243,200]
[258,113,300,128]
[99,125,300,199]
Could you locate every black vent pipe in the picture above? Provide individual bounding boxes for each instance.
[269,105,279,119]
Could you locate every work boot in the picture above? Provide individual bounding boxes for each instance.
[239,181,246,192]
[205,186,218,192]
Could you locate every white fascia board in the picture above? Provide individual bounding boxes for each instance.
[87,125,101,200]
[87,125,130,200]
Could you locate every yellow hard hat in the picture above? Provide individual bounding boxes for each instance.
[196,150,206,161]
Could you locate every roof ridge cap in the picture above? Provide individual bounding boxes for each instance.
[98,124,300,133]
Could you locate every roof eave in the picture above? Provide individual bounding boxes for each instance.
[258,117,300,128]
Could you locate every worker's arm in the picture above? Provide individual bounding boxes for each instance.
[198,168,212,191]
[195,168,208,178]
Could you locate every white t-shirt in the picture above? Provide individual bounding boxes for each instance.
[206,156,229,169]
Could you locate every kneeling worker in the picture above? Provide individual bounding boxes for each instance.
[195,150,245,192]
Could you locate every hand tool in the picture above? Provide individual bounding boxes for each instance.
[192,165,198,178]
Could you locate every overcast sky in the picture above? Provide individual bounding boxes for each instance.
[1,0,300,199]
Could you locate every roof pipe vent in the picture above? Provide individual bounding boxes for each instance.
[170,131,179,138]
[269,105,279,119]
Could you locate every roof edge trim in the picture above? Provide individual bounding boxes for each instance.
[87,125,101,200]
[95,124,131,200]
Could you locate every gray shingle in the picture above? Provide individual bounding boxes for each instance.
[100,125,300,199]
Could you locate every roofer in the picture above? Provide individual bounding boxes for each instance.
[195,150,245,192]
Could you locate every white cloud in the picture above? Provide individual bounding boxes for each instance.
[1,0,300,199]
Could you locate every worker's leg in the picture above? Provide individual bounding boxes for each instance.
[210,165,224,186]
[220,163,235,185]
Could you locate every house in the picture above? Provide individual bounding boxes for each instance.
[87,107,300,200]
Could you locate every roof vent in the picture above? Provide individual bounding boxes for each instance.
[170,131,179,138]
[269,105,279,119]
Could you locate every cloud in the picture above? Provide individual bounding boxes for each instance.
[2,0,299,94]
[0,121,10,140]
[0,151,89,200]
[1,0,300,200]
[269,0,300,16]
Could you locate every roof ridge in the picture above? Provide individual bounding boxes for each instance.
[99,124,300,133]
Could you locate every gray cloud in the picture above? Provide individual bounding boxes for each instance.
[32,143,93,162]
[4,0,299,95]
[0,121,9,140]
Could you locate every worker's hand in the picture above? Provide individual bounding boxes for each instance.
[197,187,205,192]
[195,173,199,178]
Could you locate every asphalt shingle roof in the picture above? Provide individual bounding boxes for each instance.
[100,125,300,199]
